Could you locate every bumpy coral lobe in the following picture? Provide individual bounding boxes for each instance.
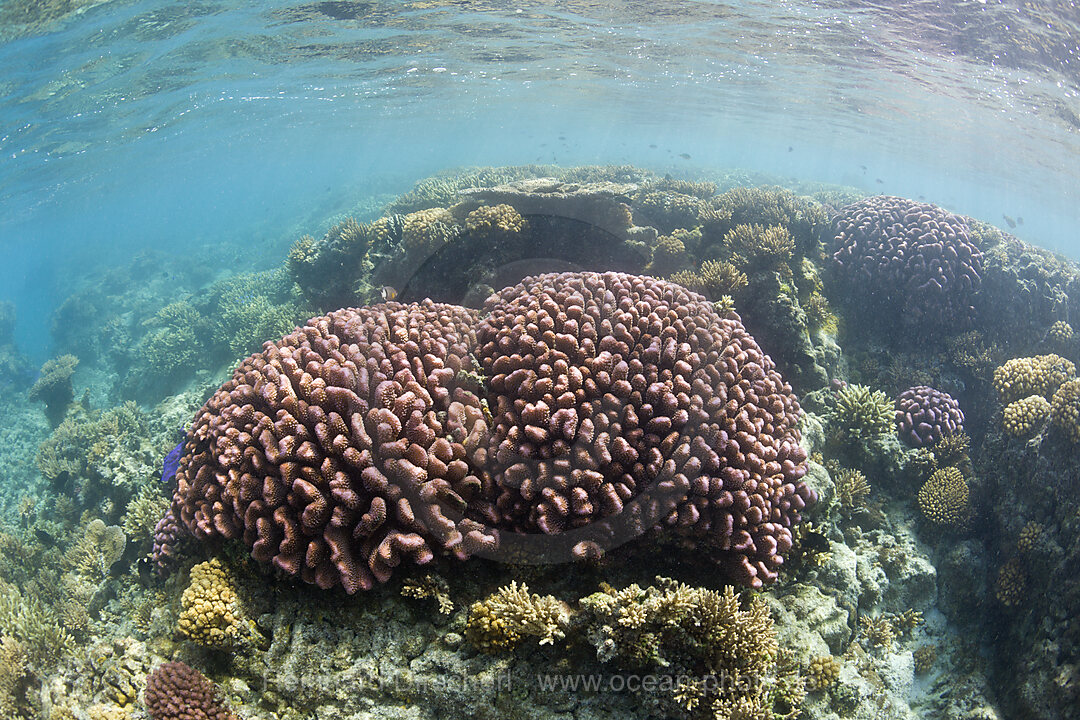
[895,385,964,447]
[831,196,982,327]
[144,661,235,720]
[473,272,813,587]
[173,300,496,594]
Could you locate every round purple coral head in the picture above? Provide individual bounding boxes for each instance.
[895,385,964,447]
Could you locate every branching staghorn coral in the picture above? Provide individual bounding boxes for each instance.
[64,519,126,585]
[465,581,570,652]
[830,384,894,440]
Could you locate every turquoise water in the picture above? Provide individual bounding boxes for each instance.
[3,0,1079,359]
[4,4,1080,720]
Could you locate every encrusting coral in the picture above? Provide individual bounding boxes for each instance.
[168,272,815,592]
[917,467,969,527]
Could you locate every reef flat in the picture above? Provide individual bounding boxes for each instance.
[2,165,1079,720]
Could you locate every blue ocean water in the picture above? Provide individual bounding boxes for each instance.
[2,0,1079,361]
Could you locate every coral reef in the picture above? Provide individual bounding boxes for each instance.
[830,195,983,330]
[992,353,1075,404]
[830,384,894,441]
[144,661,237,720]
[170,272,815,591]
[465,581,570,652]
[804,654,840,691]
[1002,394,1052,437]
[894,385,964,447]
[28,355,79,426]
[917,467,969,527]
[1050,378,1080,441]
[177,558,249,650]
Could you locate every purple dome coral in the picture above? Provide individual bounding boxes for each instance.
[831,196,982,328]
[895,385,964,446]
[168,272,815,591]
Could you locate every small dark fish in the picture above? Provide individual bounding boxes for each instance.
[649,143,657,148]
[1017,216,1024,225]
[558,135,566,141]
[787,146,793,152]
[918,195,926,200]
[1002,214,1016,229]
[379,286,398,301]
[860,165,867,171]
[875,178,883,184]
[161,441,184,484]
[679,152,691,160]
[35,528,56,546]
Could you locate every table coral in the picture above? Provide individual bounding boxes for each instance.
[993,354,1076,404]
[917,467,969,526]
[1050,378,1080,442]
[895,385,964,447]
[144,661,237,720]
[1002,395,1051,437]
[830,195,982,328]
[169,272,814,591]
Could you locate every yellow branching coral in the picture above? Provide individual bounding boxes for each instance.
[805,654,840,691]
[833,467,871,513]
[700,259,749,297]
[724,223,796,270]
[0,635,26,718]
[831,384,894,440]
[1002,395,1052,437]
[465,203,527,235]
[121,485,170,548]
[1017,521,1043,554]
[913,644,937,674]
[579,577,800,720]
[1050,378,1080,442]
[858,615,896,648]
[917,467,969,527]
[995,558,1027,607]
[401,207,458,256]
[177,558,247,650]
[645,235,688,276]
[401,574,454,616]
[993,354,1076,404]
[465,581,570,653]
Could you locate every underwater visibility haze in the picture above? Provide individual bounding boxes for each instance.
[1,1,1080,719]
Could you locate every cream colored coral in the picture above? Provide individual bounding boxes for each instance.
[1002,395,1051,437]
[805,654,840,691]
[177,558,243,649]
[993,354,1076,404]
[465,204,527,235]
[1051,378,1080,443]
[401,207,456,255]
[917,467,969,526]
[464,581,570,652]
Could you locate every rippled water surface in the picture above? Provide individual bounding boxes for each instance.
[1,0,1079,353]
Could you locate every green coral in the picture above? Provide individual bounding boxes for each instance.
[830,384,894,440]
[120,485,169,549]
[64,519,126,585]
[0,582,73,668]
[708,185,828,253]
[724,223,796,271]
[137,300,205,377]
[209,269,312,357]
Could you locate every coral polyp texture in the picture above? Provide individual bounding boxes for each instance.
[917,467,969,527]
[1050,378,1080,442]
[829,195,982,328]
[992,354,1076,404]
[169,272,814,591]
[144,661,237,720]
[894,385,964,447]
[1002,395,1051,437]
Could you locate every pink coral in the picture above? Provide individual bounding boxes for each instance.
[144,661,237,720]
[169,273,813,590]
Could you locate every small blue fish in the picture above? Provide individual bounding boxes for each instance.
[161,441,184,485]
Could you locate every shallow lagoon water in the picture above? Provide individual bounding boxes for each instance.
[1,2,1079,719]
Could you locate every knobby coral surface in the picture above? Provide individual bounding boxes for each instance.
[169,272,814,591]
[144,661,237,720]
[830,195,982,329]
[895,385,964,447]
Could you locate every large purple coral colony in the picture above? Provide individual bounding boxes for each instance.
[831,195,983,328]
[895,385,965,447]
[168,272,815,590]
